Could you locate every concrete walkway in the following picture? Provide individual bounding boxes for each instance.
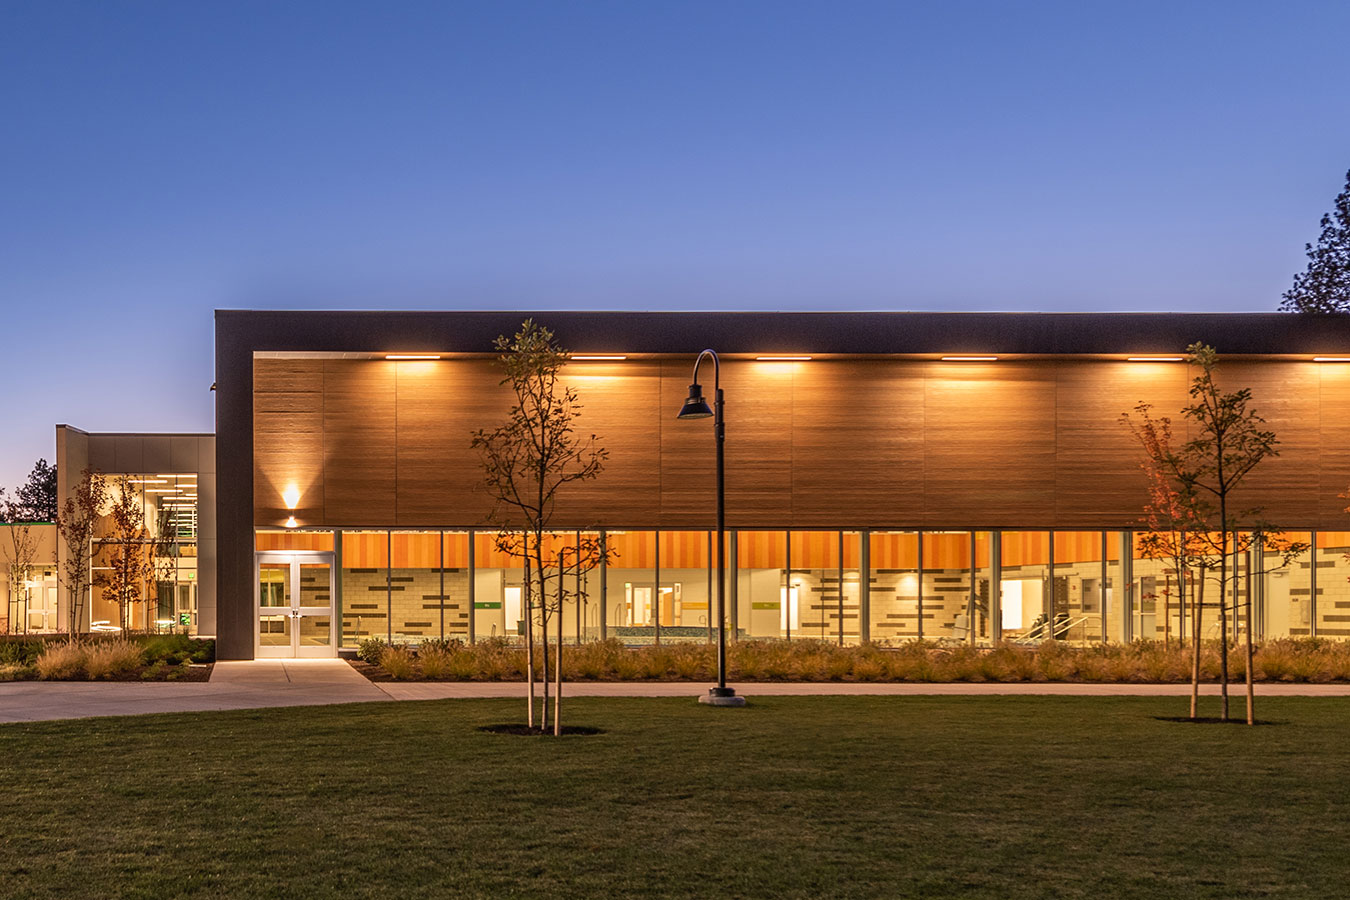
[4,661,1350,723]
[0,660,384,723]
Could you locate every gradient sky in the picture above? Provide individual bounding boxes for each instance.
[2,0,1349,489]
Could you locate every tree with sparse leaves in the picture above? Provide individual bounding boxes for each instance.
[472,320,610,735]
[0,492,42,634]
[93,475,151,632]
[1123,344,1305,725]
[1280,169,1350,313]
[56,468,107,634]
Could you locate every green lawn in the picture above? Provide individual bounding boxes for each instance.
[3,696,1349,899]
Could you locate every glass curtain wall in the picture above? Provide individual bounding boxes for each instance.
[1314,532,1349,638]
[842,532,862,645]
[1000,532,1050,643]
[471,532,523,641]
[606,531,657,644]
[1132,532,1184,643]
[867,532,920,643]
[340,530,389,647]
[442,532,471,638]
[1052,531,1112,645]
[655,531,711,643]
[89,473,199,634]
[1267,532,1312,638]
[388,531,441,644]
[738,531,787,639]
[922,532,993,644]
[790,531,840,642]
[253,525,1350,648]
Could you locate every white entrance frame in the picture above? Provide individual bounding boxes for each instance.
[254,550,337,658]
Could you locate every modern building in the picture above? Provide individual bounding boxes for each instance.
[21,310,1350,658]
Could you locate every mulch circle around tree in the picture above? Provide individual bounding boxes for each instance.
[478,724,606,736]
[1152,716,1285,726]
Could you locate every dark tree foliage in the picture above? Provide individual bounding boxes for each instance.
[1280,169,1350,313]
[0,458,57,523]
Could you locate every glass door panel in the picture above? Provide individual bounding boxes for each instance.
[299,563,330,608]
[260,615,292,647]
[260,565,290,608]
[297,614,332,648]
[256,553,335,658]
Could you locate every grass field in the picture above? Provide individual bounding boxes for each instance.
[3,696,1349,898]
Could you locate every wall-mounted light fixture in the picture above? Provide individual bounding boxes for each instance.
[940,356,998,361]
[755,356,812,361]
[1126,356,1184,362]
[570,355,628,360]
[385,354,441,360]
[1313,357,1350,363]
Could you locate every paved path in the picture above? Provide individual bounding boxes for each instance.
[3,661,1350,723]
[0,660,384,723]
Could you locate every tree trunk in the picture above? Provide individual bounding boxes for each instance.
[1245,585,1256,726]
[539,569,550,731]
[555,581,564,736]
[1190,565,1204,720]
[1163,574,1171,651]
[1218,529,1230,723]
[524,554,536,729]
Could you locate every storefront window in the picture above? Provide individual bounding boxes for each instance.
[868,531,919,643]
[91,473,199,634]
[340,530,389,647]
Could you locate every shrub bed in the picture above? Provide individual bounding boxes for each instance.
[351,637,1350,684]
[0,634,214,681]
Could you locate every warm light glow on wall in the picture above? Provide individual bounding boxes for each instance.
[282,486,301,509]
[1126,356,1184,362]
[570,355,628,360]
[755,356,812,361]
[284,516,298,529]
[940,356,998,361]
[385,354,441,360]
[1313,357,1350,363]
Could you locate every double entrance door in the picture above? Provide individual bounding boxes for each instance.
[255,552,336,658]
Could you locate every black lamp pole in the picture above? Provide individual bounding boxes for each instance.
[678,349,745,706]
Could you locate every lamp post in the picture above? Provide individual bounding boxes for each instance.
[678,349,746,707]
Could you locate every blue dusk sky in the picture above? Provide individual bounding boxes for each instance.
[2,1,1349,490]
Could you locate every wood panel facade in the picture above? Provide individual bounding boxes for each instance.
[253,355,1350,532]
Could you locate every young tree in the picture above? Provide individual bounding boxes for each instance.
[1280,169,1350,313]
[93,475,151,632]
[472,320,609,733]
[1123,344,1305,724]
[0,490,43,634]
[55,468,108,634]
[1123,404,1207,715]
[541,532,607,735]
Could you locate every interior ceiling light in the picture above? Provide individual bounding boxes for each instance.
[570,355,628,360]
[385,354,441,360]
[755,356,812,361]
[129,479,168,484]
[1126,356,1184,362]
[1313,357,1350,362]
[940,356,998,361]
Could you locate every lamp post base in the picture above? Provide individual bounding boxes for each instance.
[698,686,747,707]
